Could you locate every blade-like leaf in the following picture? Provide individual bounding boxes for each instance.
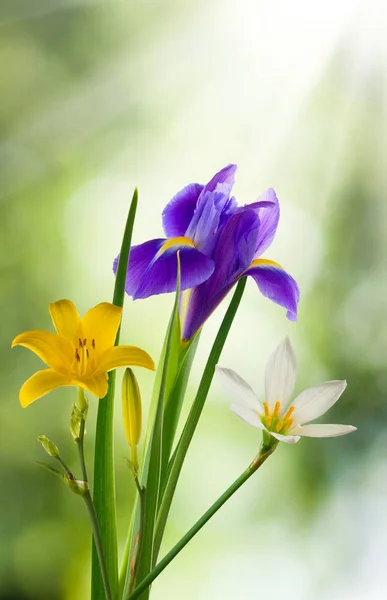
[91,189,138,600]
[132,256,182,599]
[153,277,247,560]
[160,333,200,486]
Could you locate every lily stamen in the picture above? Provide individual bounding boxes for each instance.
[12,299,155,406]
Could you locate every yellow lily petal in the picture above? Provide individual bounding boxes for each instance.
[81,303,123,354]
[78,373,109,399]
[12,330,73,375]
[99,345,155,373]
[19,368,71,407]
[49,299,81,342]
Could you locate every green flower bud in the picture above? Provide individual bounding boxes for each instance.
[63,474,89,496]
[37,435,59,458]
[122,368,142,471]
[70,402,87,442]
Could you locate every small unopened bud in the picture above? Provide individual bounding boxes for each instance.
[37,435,59,458]
[122,368,142,471]
[63,474,89,496]
[70,402,87,442]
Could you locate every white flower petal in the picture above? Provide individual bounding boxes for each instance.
[216,366,262,411]
[296,423,357,438]
[230,403,265,430]
[265,337,297,410]
[292,380,347,425]
[268,430,300,444]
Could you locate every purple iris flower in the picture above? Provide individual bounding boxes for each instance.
[114,165,300,339]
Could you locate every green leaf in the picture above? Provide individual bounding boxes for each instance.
[153,277,247,560]
[34,460,64,479]
[132,255,182,599]
[91,189,138,600]
[160,333,200,487]
[120,267,185,597]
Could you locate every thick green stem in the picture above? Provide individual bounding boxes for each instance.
[128,443,276,600]
[154,278,247,558]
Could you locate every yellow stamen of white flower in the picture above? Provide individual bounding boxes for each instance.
[262,401,296,435]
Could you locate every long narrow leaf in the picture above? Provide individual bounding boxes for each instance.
[91,189,138,600]
[132,257,182,599]
[153,277,247,559]
[160,334,200,486]
[120,286,182,596]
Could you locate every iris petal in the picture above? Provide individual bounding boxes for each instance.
[252,188,280,255]
[162,183,203,238]
[182,210,259,339]
[19,368,71,407]
[245,261,300,321]
[123,240,214,300]
[203,164,237,193]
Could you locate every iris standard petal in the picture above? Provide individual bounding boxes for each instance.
[162,183,203,237]
[12,330,73,374]
[49,299,81,342]
[265,337,297,411]
[78,372,109,399]
[252,188,280,256]
[81,302,122,354]
[245,259,300,321]
[19,368,71,407]
[182,210,259,339]
[132,243,214,300]
[99,345,155,372]
[291,380,347,425]
[203,164,237,193]
[216,366,262,412]
[230,403,265,430]
[295,423,356,438]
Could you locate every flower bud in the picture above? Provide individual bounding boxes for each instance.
[122,368,142,471]
[63,474,89,496]
[37,435,60,458]
[70,402,87,442]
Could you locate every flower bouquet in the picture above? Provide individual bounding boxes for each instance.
[12,165,355,599]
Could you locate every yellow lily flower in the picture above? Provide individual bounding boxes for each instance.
[12,300,155,407]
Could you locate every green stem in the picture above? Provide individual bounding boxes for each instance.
[154,277,247,558]
[129,479,146,593]
[128,443,276,600]
[83,490,113,600]
[76,409,113,600]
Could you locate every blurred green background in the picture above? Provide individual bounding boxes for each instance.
[1,1,386,599]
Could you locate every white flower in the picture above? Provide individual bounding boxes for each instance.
[216,337,356,444]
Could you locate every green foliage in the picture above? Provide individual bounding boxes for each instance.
[91,190,138,600]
